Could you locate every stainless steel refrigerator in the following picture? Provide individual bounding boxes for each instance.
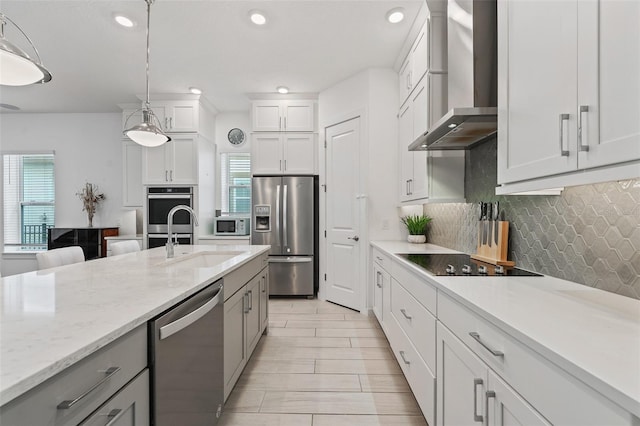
[251,176,316,296]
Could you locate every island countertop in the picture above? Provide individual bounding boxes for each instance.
[0,244,270,406]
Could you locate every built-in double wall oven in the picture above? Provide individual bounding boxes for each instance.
[147,187,194,249]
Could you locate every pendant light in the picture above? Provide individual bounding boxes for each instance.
[124,0,170,147]
[0,13,52,86]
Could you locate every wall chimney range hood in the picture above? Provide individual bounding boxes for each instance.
[409,0,497,151]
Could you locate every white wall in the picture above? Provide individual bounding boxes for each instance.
[1,113,122,275]
[214,112,250,211]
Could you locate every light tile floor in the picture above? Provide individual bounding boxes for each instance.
[219,298,427,426]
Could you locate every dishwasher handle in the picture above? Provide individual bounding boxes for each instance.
[159,285,223,340]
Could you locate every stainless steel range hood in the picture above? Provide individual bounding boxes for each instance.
[409,0,497,151]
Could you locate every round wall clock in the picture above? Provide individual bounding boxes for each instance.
[227,128,246,145]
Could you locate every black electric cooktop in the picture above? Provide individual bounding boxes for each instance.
[397,253,542,277]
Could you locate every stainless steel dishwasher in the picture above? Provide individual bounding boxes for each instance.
[149,279,223,426]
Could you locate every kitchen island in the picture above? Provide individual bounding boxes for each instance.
[0,244,270,422]
[371,241,640,424]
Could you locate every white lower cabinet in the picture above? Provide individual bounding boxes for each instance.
[223,258,269,401]
[371,248,392,329]
[486,370,551,426]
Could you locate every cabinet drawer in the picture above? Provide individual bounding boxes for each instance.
[223,253,268,301]
[79,369,150,425]
[387,314,436,426]
[391,259,437,315]
[438,293,633,425]
[372,247,391,270]
[390,277,436,372]
[0,325,147,426]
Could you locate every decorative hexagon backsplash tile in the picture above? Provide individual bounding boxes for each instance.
[424,139,640,299]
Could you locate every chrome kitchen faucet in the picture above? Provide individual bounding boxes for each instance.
[166,205,199,258]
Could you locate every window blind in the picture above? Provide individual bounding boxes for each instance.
[3,154,55,246]
[220,153,251,215]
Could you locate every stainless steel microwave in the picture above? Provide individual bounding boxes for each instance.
[214,217,250,236]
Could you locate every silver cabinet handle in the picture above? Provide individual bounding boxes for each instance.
[400,308,412,320]
[244,292,250,313]
[409,179,413,195]
[376,271,383,288]
[169,117,173,129]
[347,236,359,242]
[376,256,383,262]
[559,113,570,156]
[473,378,484,422]
[469,332,504,357]
[169,170,173,181]
[275,185,281,248]
[57,367,121,409]
[486,390,496,425]
[165,117,168,128]
[279,159,282,171]
[279,116,282,131]
[269,257,313,263]
[160,287,223,340]
[284,159,287,171]
[283,184,288,248]
[578,105,590,152]
[165,170,168,182]
[248,290,253,310]
[284,116,287,130]
[105,408,126,426]
[399,350,410,365]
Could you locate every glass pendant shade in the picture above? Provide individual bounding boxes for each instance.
[124,0,170,148]
[0,15,52,86]
[125,109,171,147]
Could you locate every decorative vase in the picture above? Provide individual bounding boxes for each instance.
[407,234,426,244]
[87,212,94,228]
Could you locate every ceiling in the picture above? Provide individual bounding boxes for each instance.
[0,0,424,114]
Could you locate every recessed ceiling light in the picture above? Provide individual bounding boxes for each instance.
[249,10,267,26]
[189,87,202,95]
[421,143,427,148]
[114,14,135,28]
[277,86,289,94]
[386,8,405,24]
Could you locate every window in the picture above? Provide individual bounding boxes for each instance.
[220,153,251,215]
[3,154,55,248]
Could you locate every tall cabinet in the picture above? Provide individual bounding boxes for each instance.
[497,0,640,192]
[250,97,318,176]
[397,7,465,204]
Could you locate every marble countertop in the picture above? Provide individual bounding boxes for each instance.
[371,241,640,418]
[0,244,270,406]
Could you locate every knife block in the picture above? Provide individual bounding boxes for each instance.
[470,220,515,266]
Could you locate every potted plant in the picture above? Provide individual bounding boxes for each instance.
[401,214,431,244]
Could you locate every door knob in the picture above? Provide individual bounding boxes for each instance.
[348,236,359,242]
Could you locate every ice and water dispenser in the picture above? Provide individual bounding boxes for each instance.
[254,205,271,232]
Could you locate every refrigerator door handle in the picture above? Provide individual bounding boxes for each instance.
[283,184,288,249]
[269,257,313,263]
[275,184,281,249]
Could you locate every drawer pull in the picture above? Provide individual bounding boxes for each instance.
[376,256,383,262]
[57,367,121,410]
[400,308,412,320]
[399,350,410,365]
[473,378,483,422]
[105,408,125,426]
[469,332,504,357]
[486,390,496,426]
[376,271,383,288]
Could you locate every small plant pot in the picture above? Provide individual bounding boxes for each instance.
[407,235,426,244]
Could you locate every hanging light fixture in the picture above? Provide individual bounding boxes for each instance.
[0,13,52,86]
[124,0,170,147]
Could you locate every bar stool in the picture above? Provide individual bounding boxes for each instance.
[110,240,141,256]
[36,246,85,270]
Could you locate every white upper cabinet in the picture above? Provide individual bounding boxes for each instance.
[251,100,315,132]
[142,135,198,185]
[399,56,412,107]
[411,19,429,89]
[150,100,199,133]
[498,0,640,190]
[251,133,316,175]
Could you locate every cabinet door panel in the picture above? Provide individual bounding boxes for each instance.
[283,134,315,174]
[437,322,488,426]
[260,269,269,330]
[487,371,551,426]
[224,288,247,400]
[411,21,429,86]
[372,264,385,323]
[578,0,640,169]
[246,277,262,357]
[399,56,412,105]
[252,134,284,175]
[170,104,197,131]
[143,145,169,184]
[253,101,282,131]
[284,101,314,132]
[498,0,578,184]
[398,103,413,202]
[171,137,197,184]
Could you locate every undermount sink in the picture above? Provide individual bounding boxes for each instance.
[159,250,244,268]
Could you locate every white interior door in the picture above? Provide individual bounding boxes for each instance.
[325,117,361,311]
